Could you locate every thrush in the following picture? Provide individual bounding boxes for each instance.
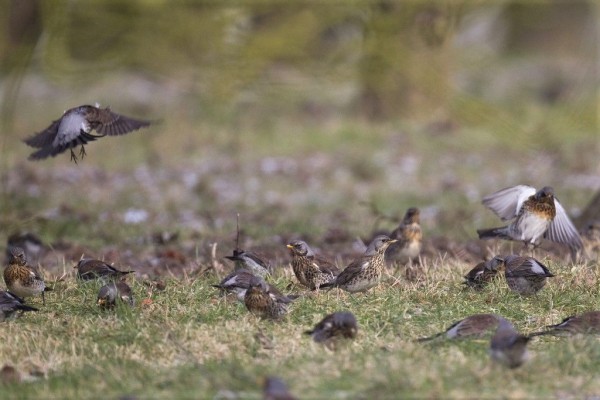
[263,376,297,400]
[320,235,397,293]
[3,247,52,305]
[477,185,582,253]
[489,317,530,368]
[212,269,256,302]
[503,254,554,295]
[225,250,270,278]
[287,240,339,290]
[463,256,504,290]
[23,105,151,163]
[244,276,292,320]
[75,258,135,282]
[417,313,501,342]
[97,281,134,309]
[386,207,422,266]
[0,291,38,322]
[529,311,600,337]
[304,311,358,349]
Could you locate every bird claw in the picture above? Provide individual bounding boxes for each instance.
[69,149,79,164]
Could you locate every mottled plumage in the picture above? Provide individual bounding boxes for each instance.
[263,376,297,400]
[6,232,44,265]
[504,255,554,295]
[3,247,51,305]
[386,207,422,265]
[0,291,38,322]
[304,311,358,349]
[244,276,292,320]
[417,314,500,342]
[320,235,397,293]
[225,250,270,278]
[75,258,134,282]
[97,281,134,309]
[287,240,339,290]
[477,185,582,252]
[489,317,530,368]
[24,105,151,163]
[463,256,504,289]
[529,311,600,337]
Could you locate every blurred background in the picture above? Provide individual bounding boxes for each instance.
[0,1,598,273]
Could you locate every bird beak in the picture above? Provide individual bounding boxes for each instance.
[389,239,398,244]
[286,244,294,249]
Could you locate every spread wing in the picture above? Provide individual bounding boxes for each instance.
[23,119,61,148]
[93,108,151,136]
[482,185,536,221]
[545,198,583,250]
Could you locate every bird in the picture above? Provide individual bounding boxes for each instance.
[581,219,600,260]
[320,235,397,293]
[244,276,292,320]
[489,317,530,368]
[75,258,135,282]
[463,256,504,290]
[23,104,151,163]
[6,232,44,265]
[0,291,38,322]
[263,376,297,400]
[417,314,501,342]
[225,249,270,278]
[529,311,600,337]
[477,185,583,253]
[304,311,358,349]
[3,247,52,305]
[211,269,256,302]
[287,240,339,290]
[386,207,422,266]
[503,254,554,295]
[97,281,134,309]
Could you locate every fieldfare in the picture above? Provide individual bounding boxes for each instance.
[244,276,292,320]
[320,235,397,293]
[75,258,135,282]
[3,247,52,305]
[287,240,339,290]
[529,311,600,336]
[225,250,270,278]
[503,255,554,295]
[477,185,582,252]
[263,376,297,400]
[386,207,422,266]
[463,256,504,290]
[417,313,500,342]
[0,291,38,322]
[304,311,358,349]
[97,281,134,309]
[212,269,256,302]
[489,317,530,368]
[24,105,151,163]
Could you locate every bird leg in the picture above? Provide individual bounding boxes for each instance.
[69,148,79,164]
[78,145,87,160]
[42,291,46,306]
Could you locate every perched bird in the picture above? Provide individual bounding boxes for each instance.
[225,250,270,278]
[417,314,501,342]
[304,311,358,349]
[244,276,292,320]
[386,207,422,266]
[477,185,582,253]
[463,256,504,290]
[263,376,297,400]
[0,291,38,322]
[320,235,397,293]
[97,281,134,309]
[489,317,530,368]
[3,247,52,305]
[23,105,151,163]
[211,269,256,301]
[504,255,554,295]
[287,240,339,290]
[75,258,135,282]
[529,311,600,337]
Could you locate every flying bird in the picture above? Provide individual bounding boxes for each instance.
[23,105,151,163]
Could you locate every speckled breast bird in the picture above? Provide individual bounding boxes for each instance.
[489,317,530,368]
[263,376,297,400]
[3,247,52,305]
[417,313,501,342]
[23,105,151,163]
[503,255,554,295]
[97,281,134,309]
[477,185,582,252]
[304,311,358,349]
[320,235,397,293]
[386,207,422,265]
[244,276,292,320]
[287,240,339,290]
[75,258,135,282]
[212,269,256,301]
[529,311,600,337]
[463,256,504,290]
[0,291,38,322]
[225,250,270,278]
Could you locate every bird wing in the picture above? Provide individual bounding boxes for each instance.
[93,108,151,136]
[545,198,583,250]
[506,258,552,278]
[335,259,368,286]
[315,255,339,275]
[23,119,61,148]
[482,185,536,221]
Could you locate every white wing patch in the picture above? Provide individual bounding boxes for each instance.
[54,113,90,146]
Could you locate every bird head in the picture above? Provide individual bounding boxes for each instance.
[286,240,312,257]
[8,247,27,266]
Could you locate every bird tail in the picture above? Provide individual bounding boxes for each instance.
[318,282,336,290]
[211,284,224,290]
[17,304,39,313]
[477,226,511,240]
[44,287,53,292]
[526,330,552,338]
[414,332,444,342]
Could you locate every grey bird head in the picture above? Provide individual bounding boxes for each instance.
[536,186,554,200]
[248,276,269,292]
[8,247,27,266]
[365,235,397,256]
[485,256,504,271]
[286,240,314,257]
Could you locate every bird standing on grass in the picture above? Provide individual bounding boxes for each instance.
[463,256,504,290]
[0,291,38,321]
[287,240,339,290]
[304,311,358,349]
[212,269,256,302]
[75,258,135,282]
[23,104,151,163]
[97,281,134,309]
[244,276,292,320]
[386,207,422,266]
[529,311,600,337]
[477,185,582,253]
[3,247,52,305]
[417,314,500,342]
[320,235,397,293]
[489,317,530,368]
[225,250,270,278]
[503,255,554,296]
